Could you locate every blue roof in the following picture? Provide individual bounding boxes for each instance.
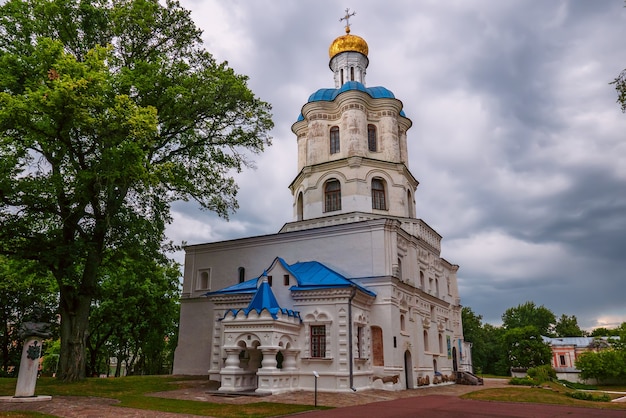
[222,280,300,320]
[297,81,406,121]
[207,257,376,300]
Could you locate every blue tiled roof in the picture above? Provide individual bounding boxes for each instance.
[207,257,376,317]
[296,81,406,121]
[222,280,300,320]
[288,260,376,296]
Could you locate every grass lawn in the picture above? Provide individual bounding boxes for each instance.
[462,381,626,411]
[0,375,327,418]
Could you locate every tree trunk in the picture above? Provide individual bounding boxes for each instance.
[57,286,91,381]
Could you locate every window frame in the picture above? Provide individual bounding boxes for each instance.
[367,124,377,152]
[310,325,327,358]
[330,126,340,154]
[324,179,342,212]
[371,178,386,210]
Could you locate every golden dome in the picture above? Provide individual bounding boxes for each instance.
[328,27,369,59]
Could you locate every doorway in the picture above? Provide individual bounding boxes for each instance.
[404,350,414,389]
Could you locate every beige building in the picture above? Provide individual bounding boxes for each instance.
[173,21,471,394]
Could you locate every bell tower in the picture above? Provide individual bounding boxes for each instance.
[289,10,418,223]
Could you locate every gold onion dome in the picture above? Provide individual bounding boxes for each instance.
[328,26,369,59]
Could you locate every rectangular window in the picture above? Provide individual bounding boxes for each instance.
[310,325,326,358]
[559,355,566,366]
[368,124,377,152]
[283,274,289,286]
[330,127,340,154]
[267,275,272,286]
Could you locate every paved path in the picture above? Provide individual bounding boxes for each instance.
[1,378,624,417]
[291,394,626,418]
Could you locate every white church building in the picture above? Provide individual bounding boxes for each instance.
[173,17,472,394]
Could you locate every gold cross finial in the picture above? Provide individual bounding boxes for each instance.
[340,8,356,34]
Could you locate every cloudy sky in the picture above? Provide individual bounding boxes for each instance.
[168,0,626,330]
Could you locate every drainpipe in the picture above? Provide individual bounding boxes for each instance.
[348,286,357,391]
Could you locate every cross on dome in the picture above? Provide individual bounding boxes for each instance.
[340,8,356,34]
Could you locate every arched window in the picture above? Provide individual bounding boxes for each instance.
[350,67,355,81]
[367,124,377,152]
[238,267,245,284]
[400,314,406,331]
[340,69,344,85]
[330,126,340,154]
[407,189,415,217]
[439,333,444,353]
[372,178,386,210]
[324,179,341,212]
[297,192,303,221]
[423,330,429,352]
[420,271,425,289]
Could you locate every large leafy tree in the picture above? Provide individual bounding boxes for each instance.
[0,0,272,381]
[554,314,586,337]
[501,301,556,336]
[502,325,552,370]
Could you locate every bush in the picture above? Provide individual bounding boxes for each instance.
[565,391,610,402]
[509,377,537,386]
[558,380,597,390]
[527,365,556,383]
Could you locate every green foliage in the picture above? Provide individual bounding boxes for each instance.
[527,365,556,383]
[576,348,626,383]
[461,307,508,375]
[0,255,58,373]
[565,391,610,402]
[502,302,556,336]
[509,377,536,386]
[0,0,272,381]
[502,325,552,369]
[87,249,181,377]
[42,339,61,376]
[554,314,586,337]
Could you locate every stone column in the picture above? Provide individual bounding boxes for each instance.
[259,347,279,370]
[282,349,299,371]
[223,348,243,370]
[14,337,43,397]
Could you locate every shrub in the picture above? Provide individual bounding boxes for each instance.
[558,380,597,390]
[565,391,610,402]
[509,377,536,386]
[527,365,556,383]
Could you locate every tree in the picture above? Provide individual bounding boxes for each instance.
[501,301,556,336]
[0,0,273,381]
[0,255,58,375]
[87,249,180,377]
[461,307,508,375]
[554,314,586,337]
[502,325,552,370]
